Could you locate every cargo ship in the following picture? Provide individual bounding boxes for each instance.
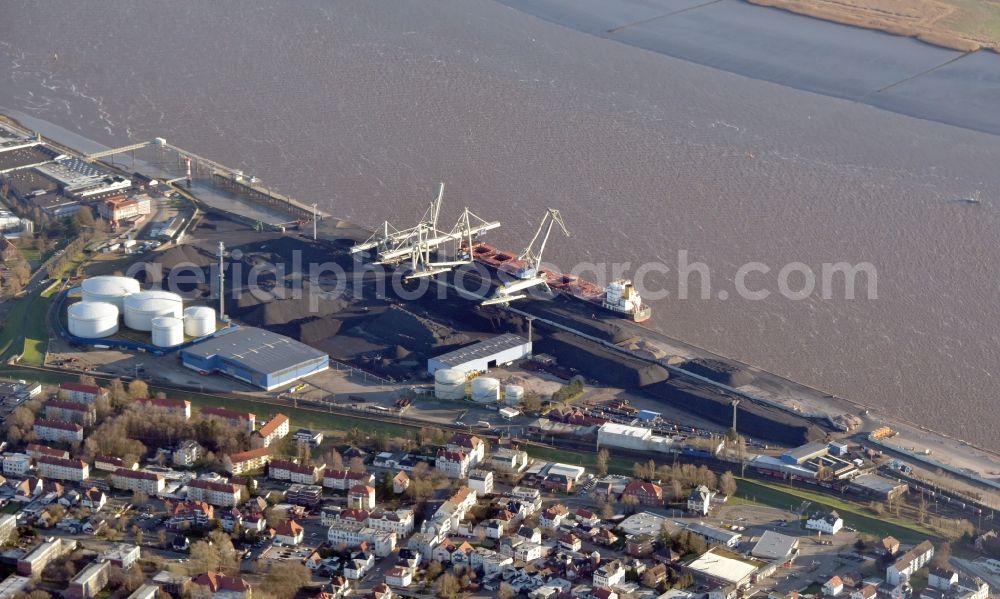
[466,241,652,323]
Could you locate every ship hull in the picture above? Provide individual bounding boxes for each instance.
[466,242,652,323]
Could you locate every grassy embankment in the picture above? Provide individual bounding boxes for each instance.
[736,478,939,544]
[747,0,1000,52]
[0,281,59,365]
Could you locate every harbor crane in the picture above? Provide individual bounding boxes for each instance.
[481,208,570,306]
[349,183,501,279]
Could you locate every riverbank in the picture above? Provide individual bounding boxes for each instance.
[748,0,1000,53]
[496,0,1000,135]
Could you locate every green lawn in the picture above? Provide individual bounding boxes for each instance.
[0,286,55,363]
[737,478,939,544]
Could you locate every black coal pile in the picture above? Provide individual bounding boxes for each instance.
[365,306,471,353]
[294,317,343,344]
[521,300,633,344]
[643,379,825,445]
[537,331,669,388]
[682,358,755,388]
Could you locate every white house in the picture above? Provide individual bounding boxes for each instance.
[805,511,843,535]
[447,433,486,467]
[593,560,626,588]
[823,576,844,596]
[468,469,494,495]
[385,566,413,588]
[687,485,716,516]
[886,541,934,585]
[274,520,304,546]
[436,450,471,479]
[344,552,374,580]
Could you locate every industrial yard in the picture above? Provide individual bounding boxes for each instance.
[0,114,999,599]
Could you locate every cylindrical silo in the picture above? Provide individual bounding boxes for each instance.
[471,377,501,403]
[151,316,184,347]
[81,276,140,310]
[504,384,524,406]
[124,290,183,331]
[67,301,119,338]
[183,306,216,337]
[434,368,466,400]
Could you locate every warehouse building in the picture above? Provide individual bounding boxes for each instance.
[426,333,531,375]
[179,327,329,391]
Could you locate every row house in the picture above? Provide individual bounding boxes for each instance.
[326,519,397,557]
[385,566,413,588]
[344,551,375,580]
[539,504,570,529]
[33,419,84,443]
[67,559,110,599]
[94,455,138,472]
[468,469,494,495]
[167,501,215,530]
[200,406,256,433]
[251,413,289,448]
[285,483,324,507]
[323,468,375,491]
[224,447,271,475]
[36,456,89,482]
[348,484,376,510]
[137,397,191,420]
[111,469,165,495]
[490,447,530,473]
[422,487,478,539]
[81,488,106,511]
[886,540,935,585]
[101,543,141,570]
[58,382,107,404]
[575,508,601,528]
[368,509,415,537]
[0,514,16,545]
[393,471,410,494]
[470,547,514,577]
[447,433,486,467]
[436,450,471,479]
[43,400,95,426]
[805,510,843,535]
[688,485,716,516]
[26,444,69,460]
[274,520,304,545]
[172,440,203,467]
[2,452,31,476]
[623,480,664,506]
[191,572,252,599]
[268,459,324,484]
[17,537,76,576]
[593,560,626,588]
[187,479,241,507]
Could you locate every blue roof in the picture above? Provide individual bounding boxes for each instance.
[636,410,660,421]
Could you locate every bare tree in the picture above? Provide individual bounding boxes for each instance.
[596,448,609,476]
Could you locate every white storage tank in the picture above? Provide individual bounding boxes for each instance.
[124,290,183,331]
[471,377,501,403]
[183,306,216,337]
[151,316,184,347]
[81,276,140,310]
[504,384,524,406]
[67,301,119,338]
[434,368,466,401]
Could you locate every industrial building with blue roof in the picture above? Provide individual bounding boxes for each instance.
[179,326,329,391]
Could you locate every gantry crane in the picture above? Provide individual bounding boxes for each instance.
[481,208,569,306]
